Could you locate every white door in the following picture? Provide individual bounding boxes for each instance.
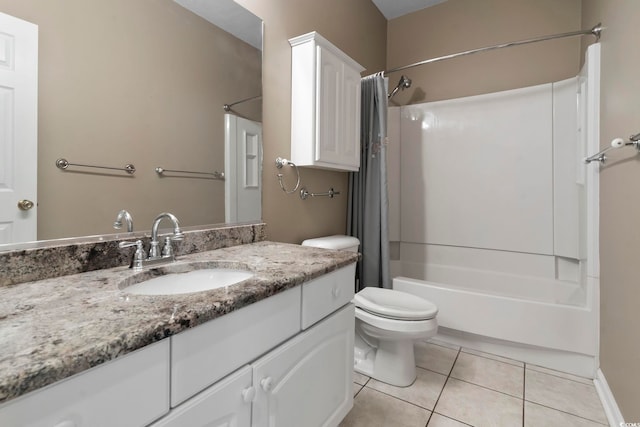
[0,12,38,244]
[252,305,354,427]
[224,114,262,223]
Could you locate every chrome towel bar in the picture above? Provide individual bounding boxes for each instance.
[300,187,340,200]
[585,133,640,164]
[155,167,224,180]
[56,158,136,174]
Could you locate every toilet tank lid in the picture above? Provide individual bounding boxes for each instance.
[353,287,438,320]
[301,235,360,250]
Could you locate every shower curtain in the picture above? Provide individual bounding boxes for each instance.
[348,72,391,290]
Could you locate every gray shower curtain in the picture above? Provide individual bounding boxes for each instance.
[348,72,391,291]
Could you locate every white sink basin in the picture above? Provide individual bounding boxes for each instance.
[122,268,254,295]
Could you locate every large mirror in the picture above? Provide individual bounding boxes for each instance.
[0,0,262,248]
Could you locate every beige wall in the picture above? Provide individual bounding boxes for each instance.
[0,0,261,240]
[387,0,582,105]
[582,0,640,420]
[236,0,387,244]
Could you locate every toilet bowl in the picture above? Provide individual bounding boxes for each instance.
[301,235,439,387]
[353,287,438,386]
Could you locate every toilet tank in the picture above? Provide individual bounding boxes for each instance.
[301,235,360,252]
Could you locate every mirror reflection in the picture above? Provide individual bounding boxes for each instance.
[0,0,262,246]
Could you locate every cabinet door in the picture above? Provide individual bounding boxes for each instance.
[341,65,361,169]
[252,304,354,427]
[151,366,253,427]
[315,45,343,166]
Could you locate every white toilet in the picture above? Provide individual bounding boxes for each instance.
[301,235,438,387]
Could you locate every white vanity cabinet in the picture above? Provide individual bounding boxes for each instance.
[154,304,354,427]
[154,264,356,427]
[290,32,364,171]
[0,340,170,427]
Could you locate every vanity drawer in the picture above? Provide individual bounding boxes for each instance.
[170,285,301,407]
[301,264,356,329]
[0,340,170,427]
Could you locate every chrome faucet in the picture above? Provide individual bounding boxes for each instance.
[119,212,184,270]
[113,209,134,232]
[149,212,184,259]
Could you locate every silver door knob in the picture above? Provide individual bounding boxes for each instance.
[17,199,34,210]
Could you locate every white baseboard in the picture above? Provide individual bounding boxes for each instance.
[594,368,625,427]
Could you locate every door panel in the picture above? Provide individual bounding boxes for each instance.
[252,305,354,427]
[0,12,37,244]
[224,114,262,223]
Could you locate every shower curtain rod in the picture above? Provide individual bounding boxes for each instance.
[223,94,262,112]
[384,23,602,75]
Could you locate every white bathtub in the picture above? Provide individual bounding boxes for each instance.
[394,274,599,377]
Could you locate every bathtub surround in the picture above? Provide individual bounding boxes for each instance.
[387,42,601,378]
[0,223,266,287]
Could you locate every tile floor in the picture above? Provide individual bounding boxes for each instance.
[340,339,609,427]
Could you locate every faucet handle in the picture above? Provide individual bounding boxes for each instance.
[162,236,174,257]
[119,240,145,270]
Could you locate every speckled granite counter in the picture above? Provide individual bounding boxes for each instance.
[0,241,358,404]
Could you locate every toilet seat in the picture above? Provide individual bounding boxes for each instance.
[353,287,438,320]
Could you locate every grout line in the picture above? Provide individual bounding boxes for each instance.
[448,376,523,400]
[431,412,475,427]
[353,383,364,399]
[361,385,433,412]
[523,399,609,425]
[427,347,461,416]
[424,410,433,426]
[415,365,452,378]
[460,347,524,367]
[525,365,593,386]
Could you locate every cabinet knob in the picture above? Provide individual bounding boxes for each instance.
[53,421,77,427]
[332,286,341,298]
[260,377,273,392]
[242,386,256,403]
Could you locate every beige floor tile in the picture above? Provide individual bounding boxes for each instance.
[354,382,364,397]
[451,352,524,398]
[415,341,459,375]
[461,348,524,367]
[353,371,369,386]
[526,364,593,385]
[428,413,471,426]
[524,401,607,427]
[435,378,522,427]
[525,369,607,424]
[339,387,431,427]
[366,367,447,410]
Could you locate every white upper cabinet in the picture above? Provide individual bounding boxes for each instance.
[290,32,364,171]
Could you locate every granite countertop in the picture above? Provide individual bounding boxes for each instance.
[0,241,358,404]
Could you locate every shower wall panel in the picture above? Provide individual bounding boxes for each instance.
[400,84,554,255]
